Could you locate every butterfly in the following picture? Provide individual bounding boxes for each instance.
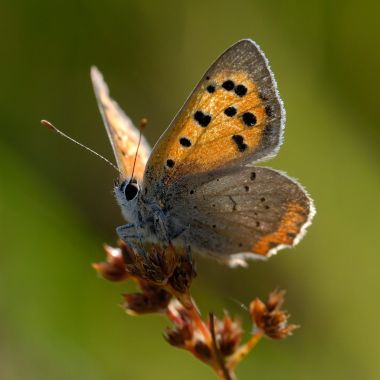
[91,39,315,267]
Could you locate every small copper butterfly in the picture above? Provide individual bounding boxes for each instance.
[90,39,315,266]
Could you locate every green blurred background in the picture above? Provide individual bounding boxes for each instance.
[1,0,379,379]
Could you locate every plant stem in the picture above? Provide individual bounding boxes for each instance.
[228,330,264,369]
[209,313,236,380]
[187,302,213,346]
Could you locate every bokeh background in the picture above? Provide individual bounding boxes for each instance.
[1,0,379,379]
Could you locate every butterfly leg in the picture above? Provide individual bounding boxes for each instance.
[116,223,147,256]
[116,223,139,240]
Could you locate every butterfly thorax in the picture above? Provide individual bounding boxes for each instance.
[114,179,171,248]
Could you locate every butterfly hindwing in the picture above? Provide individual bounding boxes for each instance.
[91,67,151,182]
[165,167,314,266]
[143,39,284,195]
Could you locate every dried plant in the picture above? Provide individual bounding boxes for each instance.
[93,241,298,379]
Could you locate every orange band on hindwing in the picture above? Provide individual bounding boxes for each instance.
[252,202,308,256]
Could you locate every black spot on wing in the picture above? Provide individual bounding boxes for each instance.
[234,84,247,97]
[166,159,175,168]
[232,135,248,152]
[242,112,257,127]
[250,172,256,180]
[224,106,237,117]
[206,85,215,93]
[194,111,211,127]
[222,80,234,91]
[179,137,192,147]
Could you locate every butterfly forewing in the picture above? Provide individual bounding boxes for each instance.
[165,167,314,266]
[91,67,151,182]
[143,39,284,195]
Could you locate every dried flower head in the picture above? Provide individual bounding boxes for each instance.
[250,289,299,339]
[164,299,195,348]
[94,240,196,295]
[168,248,197,294]
[92,244,128,282]
[122,281,172,315]
[94,242,299,380]
[120,240,178,284]
[211,312,244,357]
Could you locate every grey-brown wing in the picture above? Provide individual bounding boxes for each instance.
[165,167,315,266]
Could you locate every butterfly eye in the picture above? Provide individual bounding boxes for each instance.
[123,182,139,201]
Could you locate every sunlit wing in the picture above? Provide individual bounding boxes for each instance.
[91,66,151,182]
[143,39,284,195]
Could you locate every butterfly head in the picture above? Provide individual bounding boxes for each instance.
[114,177,141,222]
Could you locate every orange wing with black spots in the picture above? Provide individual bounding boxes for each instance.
[91,66,151,182]
[143,39,284,193]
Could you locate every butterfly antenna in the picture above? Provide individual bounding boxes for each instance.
[130,117,147,182]
[229,297,249,312]
[41,119,120,174]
